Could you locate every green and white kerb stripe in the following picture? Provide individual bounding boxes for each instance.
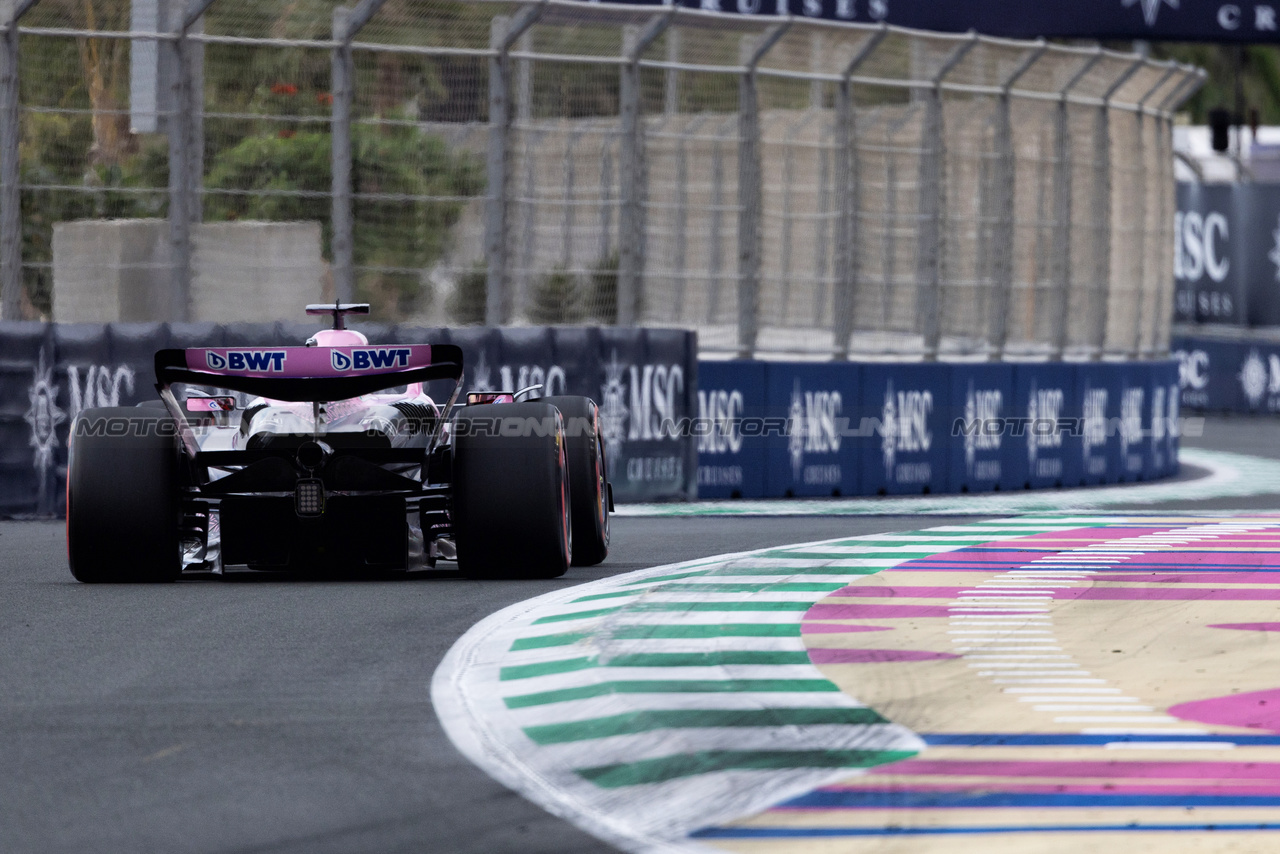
[432,518,1091,854]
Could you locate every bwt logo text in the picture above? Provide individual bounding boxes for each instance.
[206,350,287,372]
[331,348,413,372]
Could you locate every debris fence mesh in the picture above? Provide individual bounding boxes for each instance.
[2,0,1200,358]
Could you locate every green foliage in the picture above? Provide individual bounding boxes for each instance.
[589,252,620,324]
[1150,44,1280,125]
[203,124,484,315]
[535,64,620,119]
[18,113,168,317]
[529,267,586,325]
[200,0,497,141]
[448,262,489,325]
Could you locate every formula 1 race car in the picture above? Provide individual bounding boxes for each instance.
[66,304,611,582]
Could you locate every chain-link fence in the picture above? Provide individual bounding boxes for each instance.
[0,0,1203,358]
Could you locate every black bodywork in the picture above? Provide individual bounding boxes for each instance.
[152,345,465,572]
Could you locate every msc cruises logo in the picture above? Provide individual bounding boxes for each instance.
[963,382,1003,477]
[786,380,843,482]
[1082,385,1109,465]
[1123,0,1179,27]
[1119,386,1145,460]
[881,380,932,483]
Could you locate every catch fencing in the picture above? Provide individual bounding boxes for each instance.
[0,0,1203,358]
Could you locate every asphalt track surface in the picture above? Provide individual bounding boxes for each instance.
[1,414,1277,854]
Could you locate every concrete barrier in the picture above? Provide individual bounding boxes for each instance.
[52,220,326,323]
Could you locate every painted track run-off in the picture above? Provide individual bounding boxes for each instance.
[434,513,1280,853]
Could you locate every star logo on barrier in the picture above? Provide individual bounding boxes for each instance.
[24,348,66,486]
[1240,350,1267,407]
[1268,214,1280,282]
[788,381,805,481]
[963,382,977,477]
[881,381,897,480]
[1026,382,1039,466]
[599,350,629,473]
[1122,0,1179,27]
[470,351,493,393]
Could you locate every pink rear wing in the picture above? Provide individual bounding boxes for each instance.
[155,344,463,402]
[189,345,433,378]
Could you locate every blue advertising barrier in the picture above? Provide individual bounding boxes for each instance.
[860,363,950,496]
[1116,363,1152,483]
[696,361,767,499]
[1,322,1184,516]
[1172,336,1280,413]
[948,364,1016,494]
[1011,362,1080,490]
[764,362,859,498]
[1079,363,1123,486]
[698,359,1180,500]
[1148,361,1182,480]
[1174,183,1280,327]
[2,322,697,517]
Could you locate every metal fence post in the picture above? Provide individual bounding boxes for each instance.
[0,0,36,321]
[918,33,976,361]
[1151,111,1173,354]
[832,25,887,359]
[186,7,205,236]
[1159,67,1207,128]
[989,41,1046,360]
[166,12,189,322]
[618,10,674,327]
[1153,68,1206,355]
[707,117,729,322]
[779,114,797,322]
[330,1,388,306]
[674,113,708,319]
[664,26,680,117]
[485,3,544,326]
[514,30,533,315]
[164,0,217,323]
[1131,64,1179,357]
[1049,48,1102,359]
[809,30,823,109]
[331,8,355,304]
[736,22,789,359]
[1091,58,1145,358]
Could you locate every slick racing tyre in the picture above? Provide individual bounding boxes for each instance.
[541,396,609,567]
[453,402,572,579]
[67,407,182,583]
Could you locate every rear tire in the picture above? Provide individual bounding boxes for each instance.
[541,396,609,567]
[453,402,571,579]
[67,407,182,583]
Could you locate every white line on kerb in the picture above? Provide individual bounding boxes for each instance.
[1105,742,1233,750]
[1003,687,1121,693]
